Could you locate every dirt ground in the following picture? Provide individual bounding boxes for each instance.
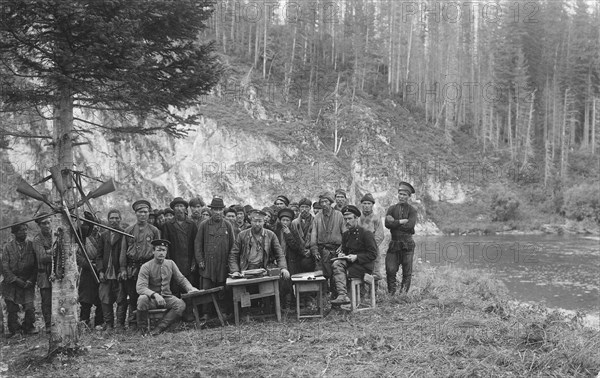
[1,266,599,377]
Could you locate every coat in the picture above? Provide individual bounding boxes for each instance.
[229,228,287,273]
[341,226,378,279]
[96,228,124,279]
[0,239,36,304]
[77,236,101,304]
[275,223,304,275]
[32,232,53,289]
[161,218,198,277]
[195,218,234,282]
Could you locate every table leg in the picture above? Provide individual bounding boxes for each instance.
[192,301,202,328]
[296,287,301,321]
[273,281,281,322]
[212,294,225,327]
[233,295,240,326]
[319,284,323,318]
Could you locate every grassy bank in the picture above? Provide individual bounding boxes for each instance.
[2,264,599,377]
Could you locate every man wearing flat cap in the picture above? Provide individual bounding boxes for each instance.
[136,239,199,335]
[32,212,53,332]
[358,193,385,279]
[385,182,418,294]
[195,196,235,319]
[333,189,349,212]
[229,209,289,280]
[120,199,161,329]
[161,197,198,322]
[331,205,378,305]
[311,192,345,298]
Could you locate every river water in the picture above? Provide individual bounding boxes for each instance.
[412,234,600,313]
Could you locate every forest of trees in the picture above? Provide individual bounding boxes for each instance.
[206,0,599,184]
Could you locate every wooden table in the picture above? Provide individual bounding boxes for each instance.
[181,287,225,328]
[292,276,326,320]
[226,276,281,326]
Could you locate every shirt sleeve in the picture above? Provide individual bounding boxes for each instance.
[136,263,153,297]
[397,206,418,232]
[384,205,401,229]
[271,233,287,270]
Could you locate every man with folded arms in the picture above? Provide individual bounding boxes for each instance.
[331,205,378,305]
[136,239,199,335]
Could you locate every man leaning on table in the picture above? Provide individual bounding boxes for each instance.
[228,209,290,280]
[136,239,199,335]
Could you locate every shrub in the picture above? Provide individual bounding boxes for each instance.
[563,182,600,223]
[488,184,520,221]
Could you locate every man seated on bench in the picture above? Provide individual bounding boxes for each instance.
[330,205,378,305]
[136,239,199,335]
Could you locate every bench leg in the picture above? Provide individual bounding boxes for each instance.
[350,283,357,311]
[192,302,202,328]
[212,294,225,327]
[274,282,281,322]
[296,288,301,321]
[318,284,323,318]
[233,300,240,326]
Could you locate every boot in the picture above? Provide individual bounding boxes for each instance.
[116,303,127,328]
[400,277,411,294]
[151,309,180,336]
[135,310,148,334]
[127,304,137,326]
[101,304,115,329]
[387,275,397,295]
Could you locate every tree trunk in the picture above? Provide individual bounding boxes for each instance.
[263,0,267,79]
[50,89,80,353]
[592,98,596,155]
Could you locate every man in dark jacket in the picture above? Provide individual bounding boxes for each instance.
[385,181,418,294]
[330,205,378,305]
[96,209,127,329]
[1,223,37,336]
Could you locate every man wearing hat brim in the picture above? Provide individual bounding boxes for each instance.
[162,196,199,322]
[330,205,378,305]
[358,193,385,280]
[32,212,53,331]
[120,199,161,329]
[311,192,345,299]
[136,239,200,335]
[384,181,418,294]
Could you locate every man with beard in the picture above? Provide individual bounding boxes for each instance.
[358,193,385,280]
[229,210,289,282]
[1,223,37,336]
[330,205,378,305]
[385,182,418,294]
[189,197,206,227]
[136,239,200,335]
[291,198,315,272]
[32,213,53,332]
[333,189,348,212]
[120,200,161,329]
[195,197,234,319]
[97,209,127,330]
[310,192,345,298]
[161,197,198,322]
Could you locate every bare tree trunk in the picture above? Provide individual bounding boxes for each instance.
[592,98,597,155]
[403,17,413,101]
[508,98,514,160]
[262,0,268,79]
[522,90,536,168]
[561,88,569,178]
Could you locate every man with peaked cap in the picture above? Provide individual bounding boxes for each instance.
[358,193,385,280]
[333,189,348,212]
[385,181,418,294]
[229,209,289,280]
[120,199,161,329]
[1,223,37,336]
[331,205,378,305]
[96,209,127,330]
[136,239,200,335]
[32,212,53,332]
[195,196,235,318]
[274,195,290,211]
[291,198,315,272]
[161,197,198,322]
[311,192,345,298]
[189,197,206,227]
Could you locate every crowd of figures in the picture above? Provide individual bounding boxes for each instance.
[1,182,417,337]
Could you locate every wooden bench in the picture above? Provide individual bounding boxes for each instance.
[181,287,225,328]
[292,275,326,320]
[350,273,376,312]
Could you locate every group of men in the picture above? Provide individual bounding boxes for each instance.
[1,181,417,337]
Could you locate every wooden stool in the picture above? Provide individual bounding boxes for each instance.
[292,276,326,320]
[181,287,226,328]
[147,309,167,331]
[350,273,376,311]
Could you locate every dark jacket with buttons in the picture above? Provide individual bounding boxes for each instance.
[341,226,378,277]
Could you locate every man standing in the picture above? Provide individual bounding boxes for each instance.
[310,192,345,297]
[333,189,348,212]
[97,209,127,330]
[331,205,378,304]
[136,239,199,335]
[274,195,290,211]
[1,224,37,336]
[163,208,175,223]
[195,197,234,319]
[289,202,300,219]
[120,199,161,329]
[189,197,206,227]
[385,182,418,294]
[229,210,289,280]
[224,207,241,238]
[234,205,250,231]
[32,213,53,332]
[290,198,315,272]
[161,197,198,299]
[358,193,385,279]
